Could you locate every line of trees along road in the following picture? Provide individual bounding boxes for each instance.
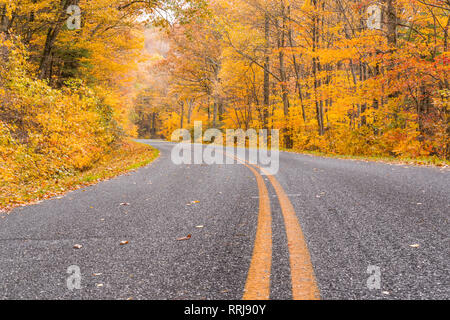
[0,0,203,205]
[140,0,448,160]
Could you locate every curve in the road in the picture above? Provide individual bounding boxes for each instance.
[227,151,320,300]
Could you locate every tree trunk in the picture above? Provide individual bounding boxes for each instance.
[278,1,292,148]
[180,101,184,129]
[38,0,75,80]
[187,99,193,125]
[263,11,270,129]
[386,0,397,46]
[213,102,218,127]
[288,19,306,125]
[0,5,8,33]
[312,0,324,136]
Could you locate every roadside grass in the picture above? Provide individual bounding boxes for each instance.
[280,148,450,168]
[172,139,448,167]
[0,139,159,212]
[167,138,449,168]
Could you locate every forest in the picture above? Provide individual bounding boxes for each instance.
[138,0,449,161]
[0,0,449,206]
[0,0,181,207]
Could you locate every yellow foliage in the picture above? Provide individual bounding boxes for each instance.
[0,37,122,205]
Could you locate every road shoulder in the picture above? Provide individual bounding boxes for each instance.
[1,139,160,213]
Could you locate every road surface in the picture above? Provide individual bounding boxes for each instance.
[0,140,448,300]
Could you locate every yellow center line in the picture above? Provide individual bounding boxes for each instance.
[240,161,272,300]
[261,169,321,300]
[222,153,272,300]
[224,151,319,300]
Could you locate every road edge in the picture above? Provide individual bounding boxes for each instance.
[0,139,160,213]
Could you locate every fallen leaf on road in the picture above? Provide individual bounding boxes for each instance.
[177,234,192,241]
[73,244,83,249]
[120,241,129,245]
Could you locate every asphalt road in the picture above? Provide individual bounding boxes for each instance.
[0,140,448,300]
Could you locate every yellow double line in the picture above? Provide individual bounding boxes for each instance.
[231,155,320,300]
